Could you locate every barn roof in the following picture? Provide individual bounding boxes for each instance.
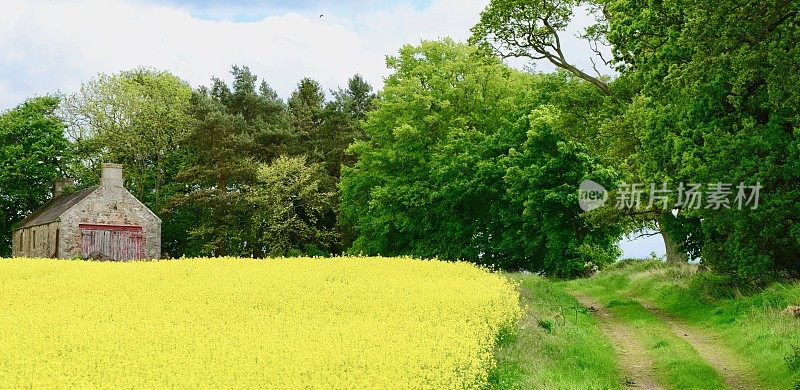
[14,186,98,230]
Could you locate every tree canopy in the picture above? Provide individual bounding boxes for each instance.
[2,0,798,282]
[0,96,70,256]
[341,40,621,276]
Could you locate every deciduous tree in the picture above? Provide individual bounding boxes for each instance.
[247,156,336,257]
[60,68,193,209]
[0,97,70,256]
[341,40,621,275]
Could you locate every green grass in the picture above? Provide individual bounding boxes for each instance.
[494,262,800,389]
[572,260,800,389]
[567,280,728,389]
[489,274,622,389]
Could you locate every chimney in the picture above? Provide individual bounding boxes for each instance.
[101,163,124,188]
[52,178,75,198]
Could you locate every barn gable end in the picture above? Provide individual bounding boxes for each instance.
[11,163,161,260]
[59,183,161,259]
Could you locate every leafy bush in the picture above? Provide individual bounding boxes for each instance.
[787,343,800,371]
[537,319,553,333]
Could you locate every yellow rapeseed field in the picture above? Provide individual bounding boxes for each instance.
[0,257,520,388]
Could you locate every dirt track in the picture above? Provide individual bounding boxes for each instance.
[636,299,765,390]
[572,293,664,389]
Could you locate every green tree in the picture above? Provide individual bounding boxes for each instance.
[504,106,622,275]
[247,156,336,257]
[60,68,193,209]
[331,74,376,122]
[471,0,701,265]
[314,75,376,178]
[605,0,800,280]
[341,40,621,275]
[284,75,376,252]
[170,65,295,257]
[470,0,612,95]
[0,97,70,256]
[288,77,325,141]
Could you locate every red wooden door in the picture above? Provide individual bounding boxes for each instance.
[80,224,143,260]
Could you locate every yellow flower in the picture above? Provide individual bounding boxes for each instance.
[0,257,520,388]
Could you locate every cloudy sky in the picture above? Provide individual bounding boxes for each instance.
[0,0,661,257]
[0,0,615,110]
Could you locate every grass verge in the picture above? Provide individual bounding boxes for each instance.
[567,279,728,389]
[572,260,800,389]
[489,273,622,389]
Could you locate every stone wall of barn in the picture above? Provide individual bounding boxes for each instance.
[12,222,59,258]
[59,186,161,259]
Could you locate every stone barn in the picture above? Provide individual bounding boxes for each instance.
[11,163,161,260]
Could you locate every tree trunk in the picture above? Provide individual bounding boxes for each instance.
[218,172,227,195]
[215,170,228,256]
[559,61,612,96]
[154,156,162,211]
[658,213,688,264]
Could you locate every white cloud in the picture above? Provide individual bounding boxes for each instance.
[0,0,478,109]
[352,0,485,53]
[0,0,612,110]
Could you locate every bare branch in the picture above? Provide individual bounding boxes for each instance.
[630,231,662,239]
[590,57,602,79]
[473,0,612,95]
[588,40,612,66]
[541,18,566,63]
